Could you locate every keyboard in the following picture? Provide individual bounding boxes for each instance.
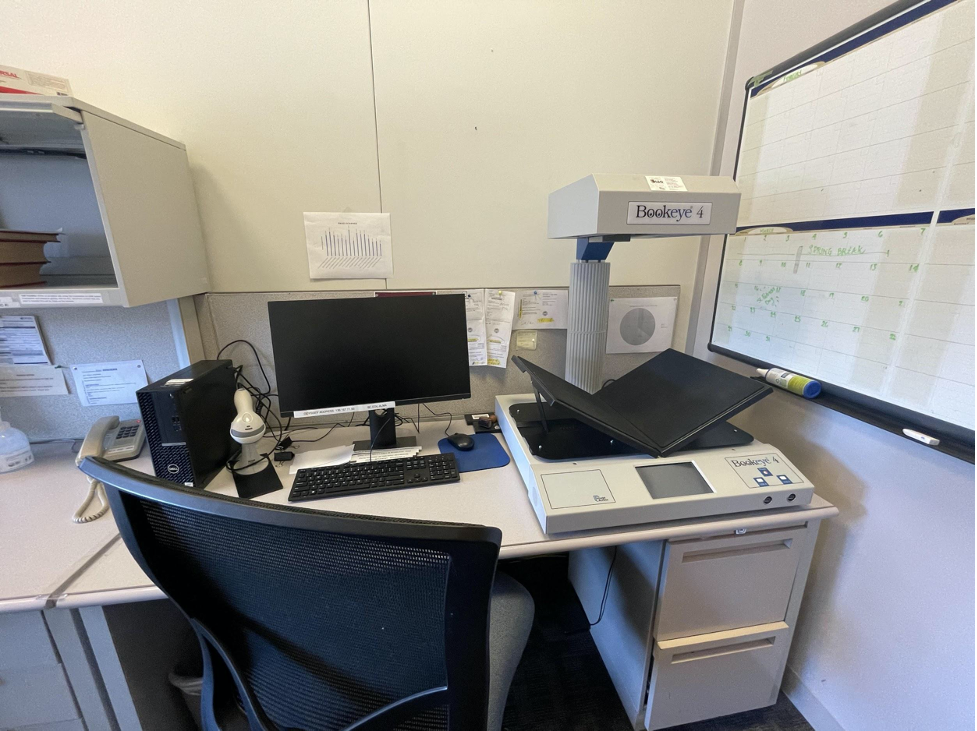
[288,453,460,503]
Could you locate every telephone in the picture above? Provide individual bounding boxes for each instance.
[73,416,145,523]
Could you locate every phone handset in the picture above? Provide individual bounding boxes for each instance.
[73,416,118,524]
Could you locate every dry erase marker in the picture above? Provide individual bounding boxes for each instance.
[902,429,940,446]
[757,368,821,398]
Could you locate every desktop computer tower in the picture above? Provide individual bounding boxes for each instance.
[136,360,239,488]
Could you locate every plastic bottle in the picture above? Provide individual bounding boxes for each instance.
[757,368,821,399]
[0,407,34,473]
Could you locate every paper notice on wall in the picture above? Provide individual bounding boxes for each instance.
[71,360,148,406]
[304,212,393,279]
[0,315,51,365]
[485,289,516,368]
[606,297,677,354]
[514,289,568,330]
[0,364,68,397]
[441,289,488,366]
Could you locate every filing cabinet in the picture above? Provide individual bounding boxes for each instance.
[569,515,823,730]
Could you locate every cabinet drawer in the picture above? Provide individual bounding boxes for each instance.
[0,612,57,670]
[0,664,79,727]
[645,622,788,730]
[655,525,806,640]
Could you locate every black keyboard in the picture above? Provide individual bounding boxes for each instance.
[288,453,460,503]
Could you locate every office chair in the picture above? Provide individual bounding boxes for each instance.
[79,456,534,731]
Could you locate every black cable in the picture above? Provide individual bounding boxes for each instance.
[564,546,618,635]
[287,413,356,443]
[217,339,272,394]
[421,402,454,436]
[590,546,618,627]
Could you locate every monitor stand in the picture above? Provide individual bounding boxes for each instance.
[352,408,418,452]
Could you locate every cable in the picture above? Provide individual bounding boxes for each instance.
[421,403,454,436]
[287,413,356,443]
[73,478,109,523]
[564,546,618,634]
[217,339,272,394]
[589,546,618,627]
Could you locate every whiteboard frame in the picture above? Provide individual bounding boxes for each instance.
[708,0,975,461]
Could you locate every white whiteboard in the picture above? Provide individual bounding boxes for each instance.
[712,0,975,433]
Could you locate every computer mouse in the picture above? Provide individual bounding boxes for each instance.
[447,433,475,451]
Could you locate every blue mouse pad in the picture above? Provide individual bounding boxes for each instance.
[438,432,510,473]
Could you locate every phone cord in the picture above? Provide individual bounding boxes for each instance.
[73,478,109,524]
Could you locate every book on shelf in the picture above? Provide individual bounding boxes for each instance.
[0,241,48,263]
[0,229,62,244]
[0,263,45,288]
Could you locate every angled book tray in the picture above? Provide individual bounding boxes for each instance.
[511,349,771,459]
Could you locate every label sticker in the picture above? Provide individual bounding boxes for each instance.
[19,292,104,305]
[165,378,193,386]
[725,453,801,488]
[294,401,395,418]
[0,296,20,308]
[627,201,712,225]
[646,175,687,191]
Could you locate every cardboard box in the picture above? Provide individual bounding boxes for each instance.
[0,65,71,96]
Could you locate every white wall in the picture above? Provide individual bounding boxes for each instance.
[696,2,976,730]
[0,0,735,350]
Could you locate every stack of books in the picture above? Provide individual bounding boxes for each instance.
[0,230,58,288]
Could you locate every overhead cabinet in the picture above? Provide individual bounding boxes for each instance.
[0,96,210,307]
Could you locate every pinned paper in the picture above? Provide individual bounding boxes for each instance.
[515,330,538,351]
[304,212,393,279]
[606,297,677,354]
[0,315,51,365]
[514,290,568,330]
[0,364,68,397]
[485,290,516,368]
[71,360,148,406]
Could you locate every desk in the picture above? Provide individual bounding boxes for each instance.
[55,420,835,606]
[2,420,837,731]
[0,441,153,614]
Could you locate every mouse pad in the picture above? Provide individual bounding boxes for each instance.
[438,433,510,473]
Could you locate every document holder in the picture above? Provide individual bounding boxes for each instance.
[510,349,771,459]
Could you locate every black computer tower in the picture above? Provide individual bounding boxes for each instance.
[137,360,239,488]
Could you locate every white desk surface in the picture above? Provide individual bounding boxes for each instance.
[0,442,154,613]
[53,419,837,610]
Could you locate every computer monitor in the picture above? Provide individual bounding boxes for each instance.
[267,294,471,450]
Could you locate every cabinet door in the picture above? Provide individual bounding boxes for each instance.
[655,525,807,640]
[645,622,788,730]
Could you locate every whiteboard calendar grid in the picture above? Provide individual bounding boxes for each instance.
[713,0,976,434]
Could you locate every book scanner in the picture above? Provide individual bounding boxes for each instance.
[496,350,816,533]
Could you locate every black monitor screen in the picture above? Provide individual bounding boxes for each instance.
[268,295,471,415]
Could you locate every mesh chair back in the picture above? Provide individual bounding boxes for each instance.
[80,457,502,731]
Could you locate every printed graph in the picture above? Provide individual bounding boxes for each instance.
[318,227,386,271]
[303,212,394,280]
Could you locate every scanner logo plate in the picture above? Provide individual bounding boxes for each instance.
[540,470,615,509]
[627,201,712,225]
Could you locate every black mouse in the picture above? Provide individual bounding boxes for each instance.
[447,433,475,451]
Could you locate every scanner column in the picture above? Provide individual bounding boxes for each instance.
[566,257,610,393]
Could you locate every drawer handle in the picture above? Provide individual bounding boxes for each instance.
[682,539,792,563]
[671,636,776,664]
